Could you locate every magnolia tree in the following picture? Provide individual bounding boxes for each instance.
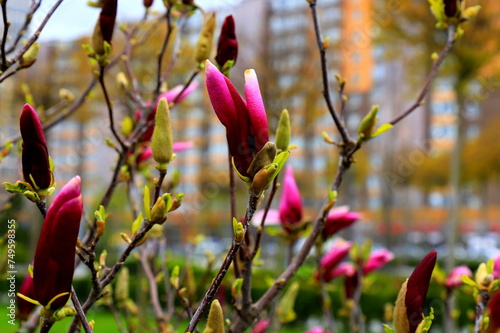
[0,0,498,333]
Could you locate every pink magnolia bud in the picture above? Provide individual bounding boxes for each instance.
[206,60,269,177]
[493,253,500,279]
[215,15,238,68]
[279,166,303,231]
[20,104,52,189]
[445,265,472,289]
[33,176,83,310]
[317,240,352,282]
[363,249,394,275]
[251,319,270,333]
[322,206,361,239]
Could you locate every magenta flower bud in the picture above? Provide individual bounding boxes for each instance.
[279,166,303,231]
[322,206,361,240]
[20,104,52,189]
[135,82,199,142]
[215,15,238,68]
[206,60,269,177]
[493,253,500,279]
[99,0,117,45]
[363,249,394,275]
[33,176,83,310]
[251,319,270,333]
[406,250,437,333]
[143,0,154,8]
[445,265,472,290]
[17,274,36,321]
[304,327,332,333]
[317,240,352,283]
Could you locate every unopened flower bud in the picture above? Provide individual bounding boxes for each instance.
[393,280,409,333]
[358,105,379,142]
[232,218,245,243]
[150,197,167,224]
[99,250,107,266]
[195,12,216,64]
[96,219,105,237]
[19,43,40,69]
[116,72,129,91]
[215,15,238,69]
[246,142,277,179]
[143,0,154,8]
[151,98,173,169]
[59,88,74,102]
[275,109,291,152]
[203,299,224,333]
[115,267,129,303]
[170,266,180,289]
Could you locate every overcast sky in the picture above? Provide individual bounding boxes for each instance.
[34,0,242,42]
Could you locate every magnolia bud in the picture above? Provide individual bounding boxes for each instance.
[151,98,173,169]
[358,105,379,142]
[203,300,224,333]
[96,219,105,237]
[393,279,409,333]
[116,72,129,91]
[150,197,167,224]
[195,12,216,64]
[246,142,277,179]
[115,267,130,303]
[232,218,245,243]
[275,109,291,152]
[19,43,40,69]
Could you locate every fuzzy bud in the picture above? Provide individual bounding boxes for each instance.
[203,299,224,333]
[19,43,40,69]
[275,109,291,152]
[195,12,216,64]
[151,98,173,169]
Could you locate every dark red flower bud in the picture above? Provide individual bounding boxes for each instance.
[406,250,437,333]
[488,291,500,333]
[215,15,238,68]
[100,0,117,44]
[33,176,83,310]
[20,104,52,189]
[17,274,36,321]
[444,0,461,17]
[143,0,154,8]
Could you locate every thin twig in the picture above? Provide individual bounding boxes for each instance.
[388,25,456,125]
[39,317,54,333]
[139,247,167,332]
[1,0,9,68]
[154,7,173,97]
[98,66,127,151]
[308,0,351,144]
[71,286,93,333]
